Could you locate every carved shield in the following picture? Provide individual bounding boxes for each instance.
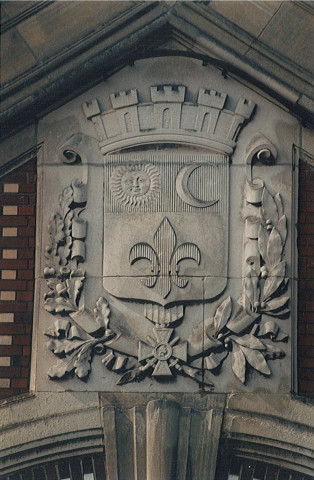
[103,153,229,306]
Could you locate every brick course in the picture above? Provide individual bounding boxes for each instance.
[298,159,314,398]
[0,159,36,399]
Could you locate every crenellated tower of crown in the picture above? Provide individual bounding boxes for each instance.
[82,85,255,154]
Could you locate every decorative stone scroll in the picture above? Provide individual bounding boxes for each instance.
[43,87,290,389]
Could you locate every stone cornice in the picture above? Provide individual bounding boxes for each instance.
[1,2,313,144]
[0,1,52,34]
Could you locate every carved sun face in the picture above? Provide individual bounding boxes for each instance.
[121,170,151,196]
[110,163,160,206]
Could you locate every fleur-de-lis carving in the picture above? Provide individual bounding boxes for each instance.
[130,217,201,298]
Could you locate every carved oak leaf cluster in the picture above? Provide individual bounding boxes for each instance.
[204,187,289,384]
[44,268,85,314]
[44,182,86,315]
[45,297,115,380]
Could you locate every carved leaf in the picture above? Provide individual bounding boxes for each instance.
[267,227,282,266]
[244,277,254,310]
[240,345,271,375]
[47,354,76,379]
[231,343,246,384]
[277,215,287,246]
[44,297,77,314]
[252,275,260,306]
[47,338,85,355]
[258,224,268,263]
[94,297,111,329]
[262,261,286,301]
[245,273,260,312]
[60,237,72,266]
[262,188,278,226]
[274,193,284,218]
[230,334,265,350]
[205,317,215,338]
[226,309,259,334]
[264,343,285,360]
[214,296,232,335]
[66,274,85,306]
[265,296,289,312]
[74,343,93,379]
[189,321,220,358]
[59,185,74,217]
[48,213,63,239]
[64,209,74,237]
[55,217,66,245]
[265,309,290,318]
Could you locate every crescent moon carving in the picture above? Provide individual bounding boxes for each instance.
[176,164,219,208]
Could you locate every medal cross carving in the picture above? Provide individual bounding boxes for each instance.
[138,327,187,376]
[129,217,201,298]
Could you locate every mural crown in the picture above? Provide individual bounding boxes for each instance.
[82,84,255,155]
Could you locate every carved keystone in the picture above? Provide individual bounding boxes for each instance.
[150,85,186,103]
[110,89,138,109]
[102,400,223,480]
[197,88,227,109]
[146,400,180,480]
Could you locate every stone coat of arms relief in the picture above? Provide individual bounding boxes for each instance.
[43,85,290,390]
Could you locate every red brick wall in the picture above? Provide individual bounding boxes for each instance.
[0,159,36,399]
[298,158,314,398]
